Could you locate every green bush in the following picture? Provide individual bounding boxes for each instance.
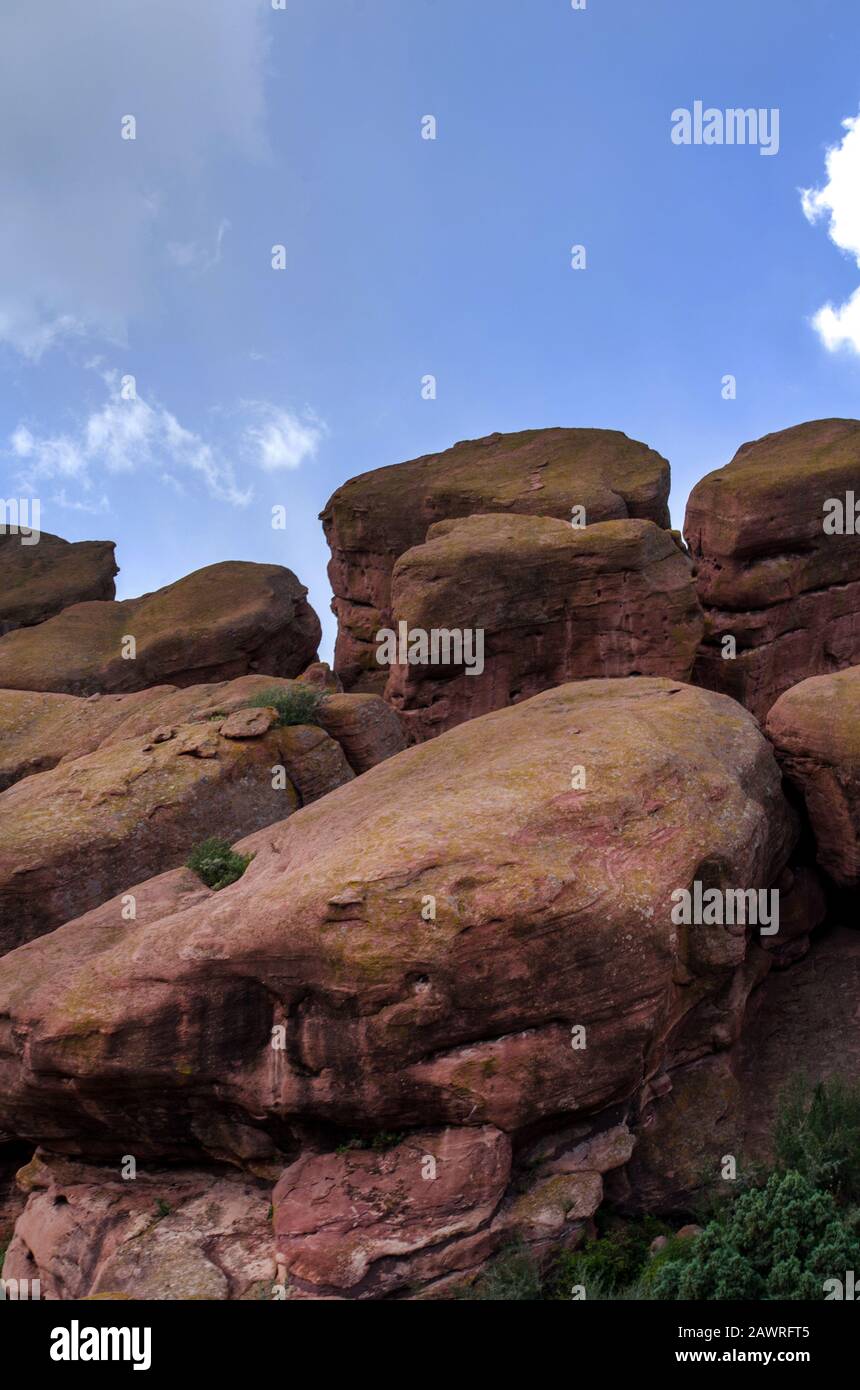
[546,1217,670,1297]
[457,1246,545,1301]
[186,837,253,891]
[246,685,324,727]
[774,1076,860,1202]
[649,1171,860,1300]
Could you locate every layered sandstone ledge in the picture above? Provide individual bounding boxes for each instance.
[321,427,671,691]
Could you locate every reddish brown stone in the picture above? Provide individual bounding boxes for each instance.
[686,419,860,719]
[0,561,320,695]
[321,427,671,691]
[383,514,703,740]
[0,530,117,635]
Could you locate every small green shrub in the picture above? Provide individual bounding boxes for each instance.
[186,837,253,891]
[774,1076,860,1202]
[458,1245,545,1301]
[546,1216,671,1297]
[649,1170,860,1300]
[246,685,324,727]
[334,1131,406,1156]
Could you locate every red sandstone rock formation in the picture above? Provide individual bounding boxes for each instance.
[321,428,672,691]
[2,1150,275,1300]
[0,529,117,635]
[0,560,320,695]
[0,679,800,1165]
[766,665,860,886]
[0,674,403,792]
[383,513,703,740]
[685,419,860,719]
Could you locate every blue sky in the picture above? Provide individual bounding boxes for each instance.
[3,0,860,662]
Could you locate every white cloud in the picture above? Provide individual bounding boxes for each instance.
[241,404,327,472]
[5,380,327,508]
[802,112,860,352]
[0,1,268,357]
[8,380,251,507]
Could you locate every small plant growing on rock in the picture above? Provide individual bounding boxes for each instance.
[186,837,253,891]
[246,685,324,727]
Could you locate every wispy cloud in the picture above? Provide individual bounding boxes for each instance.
[240,403,328,472]
[6,376,327,509]
[802,111,860,352]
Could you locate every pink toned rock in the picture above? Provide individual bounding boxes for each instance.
[2,1150,275,1300]
[274,1127,510,1298]
[321,427,672,691]
[0,676,397,792]
[0,713,354,953]
[0,678,797,1163]
[0,560,320,695]
[383,514,703,740]
[766,666,860,886]
[220,707,278,738]
[316,692,407,772]
[685,419,860,719]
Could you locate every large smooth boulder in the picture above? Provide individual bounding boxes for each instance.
[0,678,798,1164]
[321,428,671,690]
[384,514,703,740]
[0,713,354,953]
[686,419,860,719]
[766,666,860,885]
[0,530,117,635]
[2,1150,275,1300]
[0,676,404,792]
[0,561,320,695]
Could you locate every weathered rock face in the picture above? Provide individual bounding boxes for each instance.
[0,713,355,954]
[383,514,703,741]
[321,428,672,691]
[766,666,860,886]
[620,923,856,1213]
[0,530,117,635]
[3,1150,275,1300]
[272,1120,634,1299]
[0,675,404,792]
[0,561,321,695]
[685,419,860,720]
[0,679,798,1168]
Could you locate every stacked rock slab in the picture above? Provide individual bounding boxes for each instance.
[0,560,321,694]
[321,428,672,692]
[384,513,704,740]
[685,419,860,720]
[766,665,860,887]
[0,529,117,635]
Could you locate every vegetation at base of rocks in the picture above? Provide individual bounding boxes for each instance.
[459,1076,860,1301]
[335,1130,407,1156]
[186,837,253,891]
[246,685,325,727]
[773,1075,860,1202]
[649,1170,860,1300]
[153,1199,172,1220]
